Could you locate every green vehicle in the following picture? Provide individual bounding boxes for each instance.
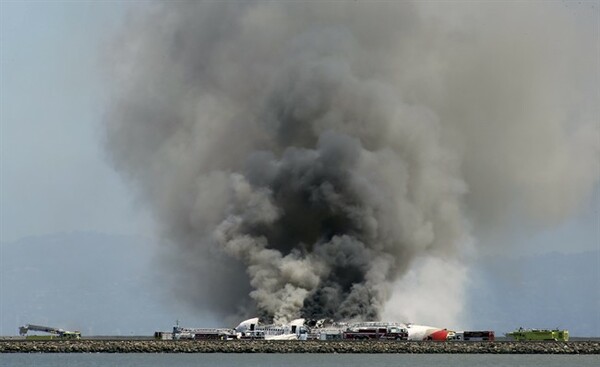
[505,328,569,341]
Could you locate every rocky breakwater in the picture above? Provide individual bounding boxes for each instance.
[1,340,599,354]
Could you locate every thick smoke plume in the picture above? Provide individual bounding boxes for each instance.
[104,2,598,324]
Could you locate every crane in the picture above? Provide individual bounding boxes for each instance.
[19,324,81,339]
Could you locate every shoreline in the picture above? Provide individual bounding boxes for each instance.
[1,340,599,354]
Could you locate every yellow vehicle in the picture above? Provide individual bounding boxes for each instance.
[19,324,81,340]
[506,328,569,341]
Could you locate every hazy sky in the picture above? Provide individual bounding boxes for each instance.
[1,1,152,243]
[1,0,597,253]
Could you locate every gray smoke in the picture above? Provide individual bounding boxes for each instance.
[104,1,598,324]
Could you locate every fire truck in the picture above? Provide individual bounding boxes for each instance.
[172,322,236,340]
[18,324,81,340]
[342,322,408,340]
[450,330,495,341]
[506,328,568,341]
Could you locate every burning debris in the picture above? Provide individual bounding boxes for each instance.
[157,317,495,342]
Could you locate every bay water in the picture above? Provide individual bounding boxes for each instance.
[1,353,599,367]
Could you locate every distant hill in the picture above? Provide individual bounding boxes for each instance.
[0,232,214,336]
[465,250,600,337]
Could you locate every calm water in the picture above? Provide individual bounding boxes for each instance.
[1,353,599,367]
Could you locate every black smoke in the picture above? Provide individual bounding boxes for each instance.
[104,1,598,324]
